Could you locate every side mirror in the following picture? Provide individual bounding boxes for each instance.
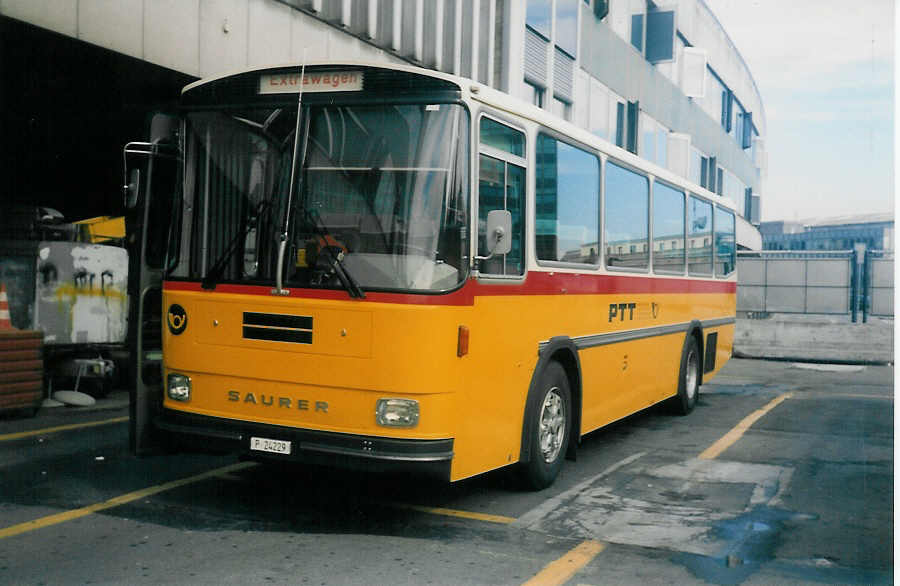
[123,113,179,210]
[124,167,141,209]
[477,209,512,260]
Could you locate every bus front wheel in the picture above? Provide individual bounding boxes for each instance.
[520,362,571,490]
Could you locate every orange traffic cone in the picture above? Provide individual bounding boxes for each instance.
[0,284,13,330]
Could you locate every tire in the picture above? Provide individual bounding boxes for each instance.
[669,335,701,415]
[519,362,572,490]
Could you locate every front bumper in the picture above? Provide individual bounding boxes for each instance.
[155,408,454,479]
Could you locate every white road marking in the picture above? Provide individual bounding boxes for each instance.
[791,363,866,373]
[517,457,796,557]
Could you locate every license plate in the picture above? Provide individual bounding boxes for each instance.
[250,437,291,455]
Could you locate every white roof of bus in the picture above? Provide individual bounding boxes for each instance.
[183,60,736,213]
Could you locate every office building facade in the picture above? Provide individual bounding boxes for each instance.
[1,0,766,248]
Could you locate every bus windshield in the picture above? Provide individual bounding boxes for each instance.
[178,103,470,293]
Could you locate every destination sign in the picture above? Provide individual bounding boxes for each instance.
[259,71,363,94]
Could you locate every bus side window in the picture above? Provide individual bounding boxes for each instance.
[714,207,736,277]
[478,117,526,276]
[605,162,649,270]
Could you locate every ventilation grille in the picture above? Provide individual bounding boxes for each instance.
[242,312,313,344]
[553,48,574,102]
[524,27,548,87]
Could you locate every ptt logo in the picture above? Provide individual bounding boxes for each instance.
[167,304,188,335]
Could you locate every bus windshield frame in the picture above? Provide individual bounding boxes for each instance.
[169,98,471,295]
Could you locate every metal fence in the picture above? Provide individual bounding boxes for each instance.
[737,250,894,321]
[866,251,894,317]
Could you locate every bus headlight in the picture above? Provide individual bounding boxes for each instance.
[167,373,191,402]
[375,398,419,428]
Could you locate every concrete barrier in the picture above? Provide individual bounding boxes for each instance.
[734,314,894,364]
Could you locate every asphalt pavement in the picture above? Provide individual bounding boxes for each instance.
[0,358,893,585]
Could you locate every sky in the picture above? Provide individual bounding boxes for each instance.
[703,0,894,222]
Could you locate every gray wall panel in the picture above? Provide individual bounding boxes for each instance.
[807,259,850,287]
[766,260,806,287]
[871,288,894,316]
[805,288,849,314]
[737,285,765,312]
[871,259,894,287]
[764,286,805,313]
[737,258,765,285]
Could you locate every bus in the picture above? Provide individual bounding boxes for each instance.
[124,61,736,489]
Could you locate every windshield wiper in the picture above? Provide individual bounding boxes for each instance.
[302,208,366,299]
[202,199,271,290]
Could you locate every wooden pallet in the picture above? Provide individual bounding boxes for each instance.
[0,330,43,413]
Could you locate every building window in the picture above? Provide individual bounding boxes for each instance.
[526,82,545,108]
[639,112,669,167]
[556,0,578,57]
[589,79,610,140]
[615,102,626,147]
[526,0,551,38]
[551,97,571,121]
[700,156,717,192]
[690,147,703,186]
[631,13,644,52]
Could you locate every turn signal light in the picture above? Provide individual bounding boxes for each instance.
[457,325,469,357]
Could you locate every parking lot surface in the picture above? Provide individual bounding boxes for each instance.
[0,358,892,585]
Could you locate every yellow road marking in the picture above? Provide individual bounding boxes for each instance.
[522,540,606,586]
[388,502,516,524]
[0,416,129,442]
[0,461,256,540]
[699,392,792,460]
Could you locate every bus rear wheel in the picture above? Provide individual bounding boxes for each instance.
[520,362,571,490]
[669,335,701,415]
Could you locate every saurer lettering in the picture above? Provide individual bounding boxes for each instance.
[227,391,328,412]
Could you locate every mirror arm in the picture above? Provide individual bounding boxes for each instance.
[474,227,506,262]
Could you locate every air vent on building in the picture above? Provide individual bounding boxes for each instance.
[524,27,548,88]
[553,48,574,103]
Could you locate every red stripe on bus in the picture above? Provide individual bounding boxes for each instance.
[163,274,735,305]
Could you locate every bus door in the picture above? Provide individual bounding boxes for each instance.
[123,114,180,455]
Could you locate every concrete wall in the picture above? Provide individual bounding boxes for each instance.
[734,315,894,365]
[0,0,404,80]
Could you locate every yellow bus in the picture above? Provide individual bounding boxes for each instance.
[125,62,736,489]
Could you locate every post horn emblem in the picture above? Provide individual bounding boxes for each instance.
[167,304,188,335]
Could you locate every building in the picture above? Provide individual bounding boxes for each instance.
[1,0,766,248]
[760,213,894,252]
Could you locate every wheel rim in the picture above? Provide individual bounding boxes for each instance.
[685,348,699,403]
[538,387,566,464]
